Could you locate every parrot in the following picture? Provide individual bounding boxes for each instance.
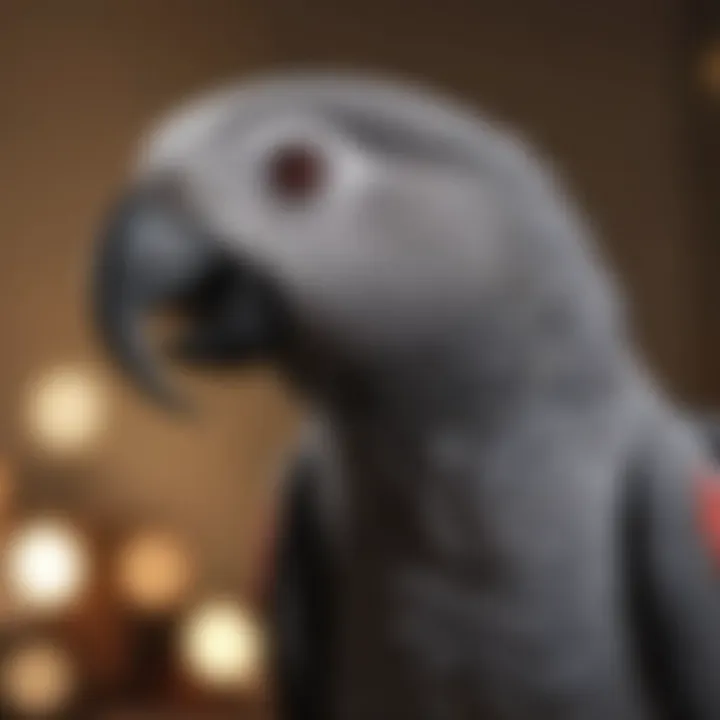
[90,71,720,720]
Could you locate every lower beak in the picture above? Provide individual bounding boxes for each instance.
[92,186,287,409]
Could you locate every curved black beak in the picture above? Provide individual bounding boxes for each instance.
[92,184,288,410]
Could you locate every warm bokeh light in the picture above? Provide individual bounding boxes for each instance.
[178,598,265,692]
[26,365,108,455]
[0,641,78,716]
[3,518,91,614]
[115,530,195,613]
[700,42,720,96]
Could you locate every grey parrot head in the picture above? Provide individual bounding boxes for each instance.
[93,71,622,408]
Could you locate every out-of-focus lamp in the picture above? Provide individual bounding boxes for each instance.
[0,641,78,716]
[178,598,265,692]
[3,518,91,614]
[115,530,195,614]
[700,42,720,97]
[26,365,107,455]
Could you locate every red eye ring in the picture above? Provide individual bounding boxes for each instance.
[265,143,326,203]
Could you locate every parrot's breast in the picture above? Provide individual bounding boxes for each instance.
[326,403,653,720]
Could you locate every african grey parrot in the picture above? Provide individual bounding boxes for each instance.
[91,72,720,720]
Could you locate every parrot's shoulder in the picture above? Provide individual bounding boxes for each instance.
[622,409,720,720]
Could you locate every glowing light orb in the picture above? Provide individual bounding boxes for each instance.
[26,365,107,455]
[4,519,90,614]
[700,42,720,96]
[116,530,195,613]
[179,598,264,691]
[1,641,77,716]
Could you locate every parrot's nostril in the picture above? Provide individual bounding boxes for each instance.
[266,143,326,204]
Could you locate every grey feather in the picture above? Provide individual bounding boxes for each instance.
[96,72,720,720]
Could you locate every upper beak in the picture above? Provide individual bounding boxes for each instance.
[92,183,288,409]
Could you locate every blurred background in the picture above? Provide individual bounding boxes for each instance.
[0,0,718,717]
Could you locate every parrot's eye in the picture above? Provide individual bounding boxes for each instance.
[265,143,326,204]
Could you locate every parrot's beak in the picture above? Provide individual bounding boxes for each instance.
[92,182,289,410]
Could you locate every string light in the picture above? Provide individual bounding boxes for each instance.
[115,530,195,613]
[26,364,107,455]
[178,598,265,692]
[0,641,78,716]
[3,518,90,614]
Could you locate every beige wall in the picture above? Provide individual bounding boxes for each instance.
[0,0,706,587]
[0,0,295,592]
